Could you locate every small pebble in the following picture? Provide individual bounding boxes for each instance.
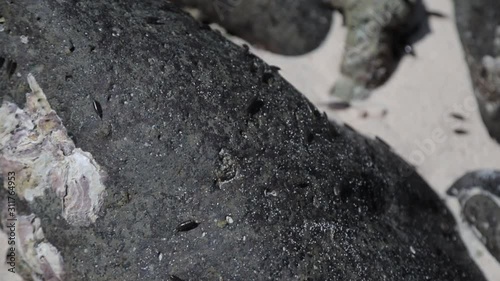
[158,252,163,261]
[410,246,416,255]
[20,35,29,44]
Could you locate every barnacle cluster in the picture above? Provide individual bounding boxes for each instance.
[0,212,64,281]
[0,74,107,226]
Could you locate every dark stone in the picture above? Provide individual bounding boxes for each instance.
[172,0,333,56]
[0,0,486,280]
[454,0,500,143]
[447,170,500,263]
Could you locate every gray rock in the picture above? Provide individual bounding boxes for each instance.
[454,0,500,143]
[0,0,486,280]
[447,170,500,263]
[326,0,431,100]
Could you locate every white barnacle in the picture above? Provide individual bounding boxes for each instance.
[0,74,107,226]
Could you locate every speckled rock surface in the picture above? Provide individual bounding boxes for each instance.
[172,0,333,56]
[454,0,500,143]
[0,0,486,280]
[447,170,500,263]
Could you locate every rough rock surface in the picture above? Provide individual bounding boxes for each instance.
[447,170,500,263]
[0,0,486,280]
[173,0,333,56]
[454,0,500,143]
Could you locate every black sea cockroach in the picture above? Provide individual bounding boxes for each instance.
[454,129,468,135]
[326,101,351,110]
[450,112,465,121]
[176,220,199,232]
[170,275,185,281]
[270,65,281,72]
[93,100,103,119]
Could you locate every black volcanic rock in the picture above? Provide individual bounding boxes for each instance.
[0,0,486,280]
[172,0,333,56]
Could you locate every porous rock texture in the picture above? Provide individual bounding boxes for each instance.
[0,0,486,280]
[172,0,333,56]
[454,0,500,143]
